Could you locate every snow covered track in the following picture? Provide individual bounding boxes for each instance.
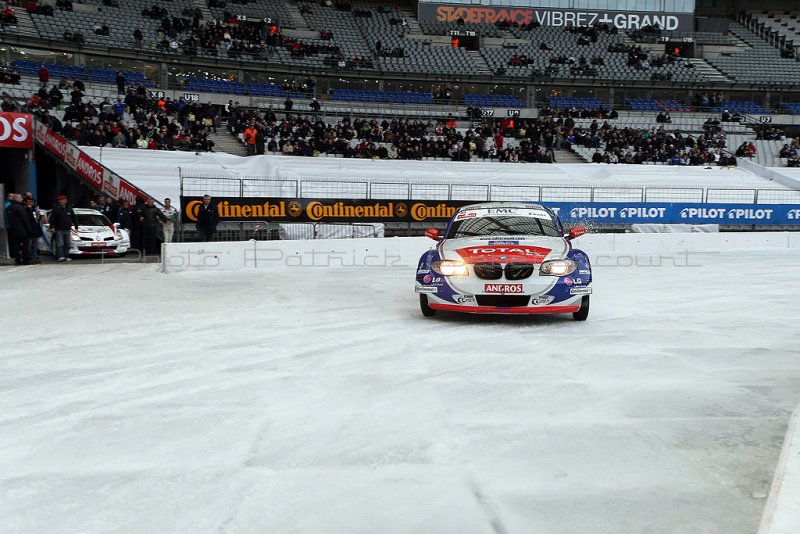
[1,240,800,533]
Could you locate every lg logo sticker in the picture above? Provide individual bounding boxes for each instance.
[0,113,33,149]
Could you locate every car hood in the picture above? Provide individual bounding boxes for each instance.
[440,235,569,264]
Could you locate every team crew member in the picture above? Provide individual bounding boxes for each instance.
[196,194,218,241]
[160,198,179,243]
[49,195,77,262]
[6,193,35,264]
[140,198,167,254]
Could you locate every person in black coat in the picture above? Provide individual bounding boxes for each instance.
[49,195,77,261]
[130,196,146,251]
[196,194,218,241]
[6,193,35,264]
[117,200,133,230]
[25,197,44,262]
[139,198,167,254]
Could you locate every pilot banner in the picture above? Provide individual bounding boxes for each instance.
[180,197,800,225]
[417,3,694,32]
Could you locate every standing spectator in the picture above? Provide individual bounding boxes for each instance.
[25,196,43,263]
[6,193,34,264]
[133,28,143,48]
[140,197,167,254]
[160,198,179,243]
[243,123,257,156]
[284,96,293,112]
[38,64,49,88]
[49,195,76,262]
[196,194,218,241]
[3,192,12,262]
[117,200,133,230]
[130,196,146,251]
[116,71,125,96]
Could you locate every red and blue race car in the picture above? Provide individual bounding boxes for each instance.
[416,202,591,320]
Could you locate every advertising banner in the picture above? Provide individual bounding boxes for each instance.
[180,197,800,226]
[0,112,34,149]
[418,3,694,32]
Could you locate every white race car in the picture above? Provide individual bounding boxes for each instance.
[40,208,131,257]
[416,202,592,320]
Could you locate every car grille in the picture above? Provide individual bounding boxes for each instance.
[475,295,531,307]
[473,263,503,280]
[504,263,534,280]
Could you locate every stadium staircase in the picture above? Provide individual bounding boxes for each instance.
[688,59,730,83]
[284,1,311,30]
[209,127,249,157]
[555,149,587,164]
[10,9,40,39]
[190,0,213,28]
[466,50,494,77]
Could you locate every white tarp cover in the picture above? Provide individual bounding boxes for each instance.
[81,149,793,208]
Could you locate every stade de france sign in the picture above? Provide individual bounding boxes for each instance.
[418,3,694,32]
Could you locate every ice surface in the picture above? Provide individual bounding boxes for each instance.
[1,251,800,534]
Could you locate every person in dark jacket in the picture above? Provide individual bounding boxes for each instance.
[130,196,146,251]
[117,200,133,230]
[196,194,218,241]
[25,197,44,263]
[139,197,167,254]
[6,193,35,264]
[49,195,77,261]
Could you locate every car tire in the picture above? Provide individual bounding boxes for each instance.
[420,294,436,317]
[573,296,590,321]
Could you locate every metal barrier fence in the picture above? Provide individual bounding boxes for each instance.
[180,174,800,205]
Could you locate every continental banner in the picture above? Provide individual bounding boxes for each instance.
[180,196,800,225]
[180,196,468,223]
[418,3,694,32]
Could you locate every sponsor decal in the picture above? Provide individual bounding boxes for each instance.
[579,269,590,275]
[455,211,477,221]
[75,152,104,189]
[423,274,433,284]
[417,268,430,274]
[563,277,574,286]
[572,277,584,285]
[455,294,476,304]
[488,240,520,245]
[457,245,551,264]
[416,286,438,294]
[484,283,524,294]
[64,144,79,169]
[570,287,592,295]
[531,295,554,305]
[103,170,120,198]
[180,197,464,223]
[0,112,33,149]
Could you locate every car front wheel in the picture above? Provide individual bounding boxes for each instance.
[573,296,590,321]
[420,294,436,317]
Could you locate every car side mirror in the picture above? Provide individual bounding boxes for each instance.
[425,228,441,241]
[568,226,587,240]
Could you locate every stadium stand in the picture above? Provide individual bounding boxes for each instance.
[704,20,800,86]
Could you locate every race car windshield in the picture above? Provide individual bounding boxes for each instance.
[447,215,561,238]
[74,214,112,227]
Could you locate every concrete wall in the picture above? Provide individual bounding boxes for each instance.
[161,231,800,274]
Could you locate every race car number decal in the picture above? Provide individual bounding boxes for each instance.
[484,283,524,294]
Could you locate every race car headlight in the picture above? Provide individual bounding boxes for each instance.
[539,259,577,277]
[432,259,468,276]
